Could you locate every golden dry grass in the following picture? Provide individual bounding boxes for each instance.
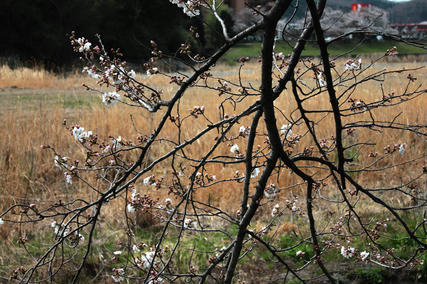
[0,57,425,229]
[0,65,84,89]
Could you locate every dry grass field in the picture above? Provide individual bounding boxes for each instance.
[1,56,425,208]
[0,55,425,281]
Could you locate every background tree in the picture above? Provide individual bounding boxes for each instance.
[0,0,191,69]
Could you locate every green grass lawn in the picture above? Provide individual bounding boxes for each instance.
[0,88,97,113]
[222,39,427,64]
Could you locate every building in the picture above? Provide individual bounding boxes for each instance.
[351,3,373,12]
[390,22,427,39]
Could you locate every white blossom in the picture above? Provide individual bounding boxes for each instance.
[146,67,158,76]
[399,143,406,155]
[230,144,239,154]
[102,92,120,106]
[83,42,91,51]
[112,136,122,149]
[76,37,84,46]
[280,124,292,138]
[271,204,280,217]
[239,126,246,135]
[113,251,122,255]
[360,251,369,261]
[0,218,3,226]
[131,189,137,201]
[143,176,156,186]
[264,184,277,198]
[127,203,135,213]
[76,37,88,52]
[317,72,326,87]
[291,201,298,212]
[103,145,111,153]
[250,167,260,178]
[128,69,136,79]
[65,173,72,185]
[345,58,362,71]
[296,250,304,257]
[54,155,62,169]
[51,221,57,228]
[78,234,85,242]
[184,218,197,229]
[132,245,140,253]
[111,275,123,283]
[111,268,125,282]
[184,6,200,17]
[141,251,155,269]
[55,156,69,169]
[170,0,200,17]
[72,126,91,142]
[340,246,355,258]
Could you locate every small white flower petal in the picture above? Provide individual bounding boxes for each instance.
[230,144,239,153]
[360,251,369,261]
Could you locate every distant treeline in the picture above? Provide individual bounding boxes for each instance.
[0,0,229,70]
[1,0,424,70]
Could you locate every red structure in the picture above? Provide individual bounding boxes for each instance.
[391,22,427,32]
[351,3,373,12]
[390,22,427,39]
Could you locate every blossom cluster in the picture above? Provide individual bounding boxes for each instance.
[317,72,326,87]
[284,198,299,212]
[169,0,201,17]
[264,183,278,198]
[102,91,120,106]
[72,126,92,142]
[51,221,84,248]
[271,204,280,217]
[127,187,138,213]
[184,218,197,229]
[75,37,91,53]
[280,124,293,139]
[383,143,407,155]
[128,244,168,281]
[230,144,240,154]
[163,198,174,214]
[345,58,362,71]
[71,32,155,111]
[239,125,250,137]
[340,246,370,261]
[191,105,205,117]
[126,187,157,213]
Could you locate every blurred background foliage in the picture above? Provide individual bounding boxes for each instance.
[0,0,425,71]
[0,0,205,70]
